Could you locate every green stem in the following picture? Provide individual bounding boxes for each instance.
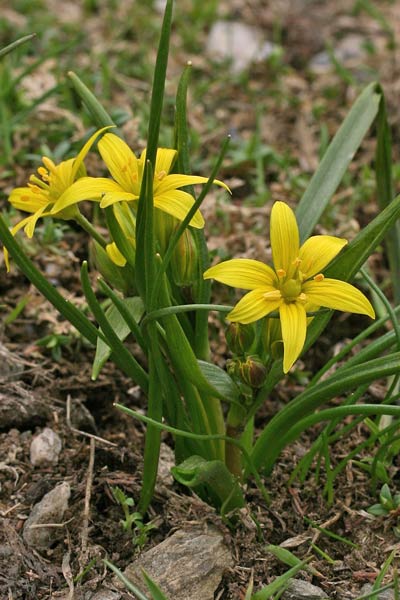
[75,211,108,248]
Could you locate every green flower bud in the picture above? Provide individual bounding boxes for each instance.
[170,228,199,287]
[237,356,267,388]
[225,322,255,355]
[89,240,136,296]
[261,317,283,358]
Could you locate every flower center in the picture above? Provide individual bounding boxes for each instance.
[280,278,302,301]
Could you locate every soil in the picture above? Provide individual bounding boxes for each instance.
[2,1,400,599]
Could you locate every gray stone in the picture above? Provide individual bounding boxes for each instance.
[309,34,367,74]
[0,386,49,431]
[206,21,277,74]
[23,481,70,550]
[360,583,395,600]
[282,578,329,600]
[121,527,232,600]
[91,590,122,600]
[157,442,175,487]
[30,427,62,466]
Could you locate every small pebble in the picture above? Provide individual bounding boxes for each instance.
[23,481,70,550]
[30,427,62,466]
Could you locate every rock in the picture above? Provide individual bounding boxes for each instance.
[206,21,277,74]
[23,482,71,550]
[154,0,167,12]
[309,34,367,74]
[0,343,24,380]
[282,578,329,599]
[121,526,232,600]
[91,590,122,600]
[30,427,62,466]
[0,385,49,431]
[360,584,394,600]
[157,442,175,487]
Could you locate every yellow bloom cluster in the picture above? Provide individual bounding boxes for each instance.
[6,129,228,269]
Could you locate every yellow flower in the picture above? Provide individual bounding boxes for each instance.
[204,201,375,373]
[51,133,230,228]
[5,128,108,270]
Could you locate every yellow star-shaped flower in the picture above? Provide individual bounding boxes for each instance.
[5,128,108,270]
[51,133,229,228]
[204,201,375,373]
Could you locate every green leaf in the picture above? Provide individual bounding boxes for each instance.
[142,570,170,600]
[296,82,381,242]
[379,483,393,507]
[251,560,309,600]
[80,262,148,391]
[303,191,400,355]
[68,71,115,128]
[368,504,388,517]
[266,544,320,577]
[0,34,36,59]
[103,560,150,600]
[0,215,98,346]
[375,91,400,303]
[197,360,240,402]
[171,455,245,512]
[250,352,400,474]
[92,297,144,379]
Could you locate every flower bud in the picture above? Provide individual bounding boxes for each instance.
[225,322,255,356]
[170,228,199,287]
[89,240,136,296]
[237,356,267,388]
[261,317,283,360]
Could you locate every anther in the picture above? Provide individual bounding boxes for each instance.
[313,273,324,282]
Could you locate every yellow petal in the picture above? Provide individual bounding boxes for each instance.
[156,174,230,195]
[98,133,139,192]
[153,190,204,228]
[4,216,35,271]
[299,235,347,279]
[204,258,276,290]
[106,242,127,266]
[23,206,49,238]
[270,202,300,277]
[279,301,307,373]
[228,289,283,324]
[52,177,124,213]
[303,278,375,318]
[71,126,114,180]
[51,158,75,196]
[100,191,138,207]
[9,187,49,213]
[155,148,177,174]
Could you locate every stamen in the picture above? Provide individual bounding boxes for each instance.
[276,268,286,278]
[156,170,167,180]
[37,166,49,180]
[298,292,307,302]
[27,184,42,194]
[29,175,48,190]
[292,257,302,267]
[42,157,56,173]
[313,273,324,282]
[263,290,282,300]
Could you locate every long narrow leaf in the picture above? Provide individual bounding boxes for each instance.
[68,71,115,128]
[296,82,381,242]
[375,90,400,303]
[250,352,400,474]
[80,262,149,391]
[0,34,36,59]
[0,215,98,345]
[251,561,309,599]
